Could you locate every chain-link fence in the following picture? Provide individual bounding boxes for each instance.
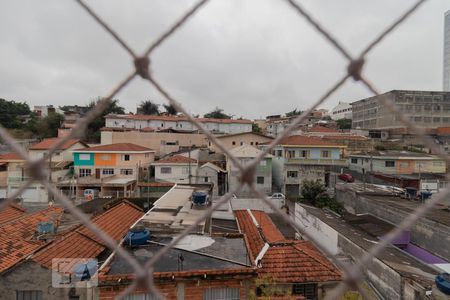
[0,0,445,299]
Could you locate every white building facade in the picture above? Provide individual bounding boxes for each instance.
[330,102,352,120]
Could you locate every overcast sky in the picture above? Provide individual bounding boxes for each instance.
[1,0,449,119]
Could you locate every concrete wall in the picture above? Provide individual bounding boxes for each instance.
[0,261,95,300]
[154,164,199,184]
[209,133,273,153]
[101,131,208,157]
[293,204,339,255]
[335,188,450,261]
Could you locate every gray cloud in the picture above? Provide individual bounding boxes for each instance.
[0,0,448,119]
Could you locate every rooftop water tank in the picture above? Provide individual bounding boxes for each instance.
[124,227,151,246]
[192,191,209,206]
[37,222,54,234]
[73,259,97,281]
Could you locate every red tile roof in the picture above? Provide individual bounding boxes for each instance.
[29,138,85,150]
[235,210,341,283]
[322,135,368,141]
[308,125,339,133]
[75,143,154,152]
[279,135,341,147]
[33,201,144,269]
[0,203,26,225]
[154,154,197,164]
[0,152,24,161]
[0,206,64,273]
[106,114,253,124]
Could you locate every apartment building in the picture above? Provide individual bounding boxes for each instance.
[351,90,450,130]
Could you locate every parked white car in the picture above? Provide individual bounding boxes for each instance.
[270,193,285,200]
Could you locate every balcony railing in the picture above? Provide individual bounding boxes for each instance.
[285,158,348,166]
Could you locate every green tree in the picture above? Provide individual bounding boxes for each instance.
[336,118,352,130]
[301,179,327,206]
[285,108,302,117]
[137,100,160,115]
[203,107,231,119]
[252,123,262,133]
[35,113,64,138]
[0,99,32,129]
[86,98,125,142]
[163,104,177,115]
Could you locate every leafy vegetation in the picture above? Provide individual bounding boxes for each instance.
[299,179,343,213]
[285,108,302,117]
[163,104,177,115]
[86,99,125,142]
[0,98,32,129]
[137,100,159,115]
[336,118,352,130]
[203,107,231,119]
[252,123,262,133]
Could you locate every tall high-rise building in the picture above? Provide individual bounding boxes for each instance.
[444,10,450,91]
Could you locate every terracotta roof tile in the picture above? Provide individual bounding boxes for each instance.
[33,201,143,269]
[0,203,26,225]
[0,152,24,161]
[76,143,154,152]
[154,155,197,164]
[29,138,85,150]
[308,125,339,133]
[279,135,341,147]
[322,135,368,141]
[106,114,253,124]
[235,210,341,283]
[0,206,64,273]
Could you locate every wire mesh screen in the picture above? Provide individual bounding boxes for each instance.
[0,0,444,299]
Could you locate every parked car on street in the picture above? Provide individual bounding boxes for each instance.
[338,173,355,183]
[270,193,285,200]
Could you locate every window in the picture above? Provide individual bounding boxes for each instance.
[259,160,267,166]
[182,167,189,174]
[287,171,298,178]
[204,176,209,183]
[203,287,239,300]
[256,176,265,184]
[79,169,91,177]
[123,293,158,300]
[385,160,395,167]
[321,150,330,158]
[300,150,309,158]
[121,154,131,161]
[120,169,133,175]
[250,142,254,145]
[276,150,282,157]
[16,291,43,300]
[232,141,236,145]
[100,154,111,161]
[240,141,243,146]
[102,169,114,175]
[287,150,295,158]
[292,284,317,299]
[79,153,90,161]
[160,167,171,174]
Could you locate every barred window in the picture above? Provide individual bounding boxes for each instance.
[16,291,42,300]
[292,283,317,300]
[203,287,239,300]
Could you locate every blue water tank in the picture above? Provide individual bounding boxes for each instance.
[436,273,450,295]
[37,222,54,234]
[73,259,97,281]
[192,191,209,206]
[124,228,151,246]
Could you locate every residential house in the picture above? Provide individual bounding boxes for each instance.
[348,151,447,191]
[69,143,155,199]
[0,152,26,199]
[33,105,62,118]
[0,205,64,276]
[198,162,227,196]
[226,144,273,197]
[235,209,341,299]
[101,127,208,157]
[97,185,256,299]
[270,136,346,197]
[153,154,198,184]
[0,201,143,300]
[105,114,253,134]
[349,151,446,175]
[208,132,274,153]
[29,138,87,162]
